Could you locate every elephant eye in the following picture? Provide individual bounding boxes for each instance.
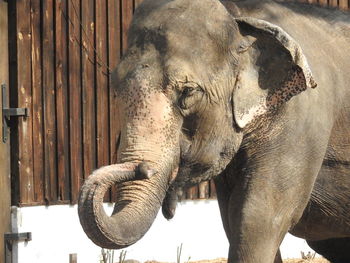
[178,84,204,110]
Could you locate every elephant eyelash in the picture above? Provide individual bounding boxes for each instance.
[180,87,202,100]
[177,80,201,92]
[182,87,196,96]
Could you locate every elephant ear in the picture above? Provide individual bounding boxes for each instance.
[233,17,317,129]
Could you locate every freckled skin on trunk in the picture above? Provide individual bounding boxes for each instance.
[79,59,182,248]
[78,80,181,248]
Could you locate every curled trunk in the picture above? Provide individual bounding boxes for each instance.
[78,163,168,249]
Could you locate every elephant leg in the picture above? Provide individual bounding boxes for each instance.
[224,150,326,262]
[216,172,284,263]
[274,249,282,263]
[307,238,350,263]
[226,197,285,263]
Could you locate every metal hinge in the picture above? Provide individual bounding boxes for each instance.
[2,84,29,143]
[4,232,32,244]
[5,232,32,263]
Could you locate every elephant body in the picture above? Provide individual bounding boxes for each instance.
[218,1,350,261]
[78,1,350,262]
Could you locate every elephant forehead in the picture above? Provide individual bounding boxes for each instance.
[136,0,230,27]
[129,0,239,55]
[165,31,218,62]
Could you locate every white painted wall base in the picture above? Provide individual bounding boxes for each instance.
[11,200,317,263]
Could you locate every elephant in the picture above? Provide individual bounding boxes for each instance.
[78,0,350,262]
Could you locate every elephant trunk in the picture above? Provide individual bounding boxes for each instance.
[78,162,169,249]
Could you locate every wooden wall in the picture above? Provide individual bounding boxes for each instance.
[8,0,348,206]
[299,0,349,9]
[9,0,132,206]
[0,1,11,260]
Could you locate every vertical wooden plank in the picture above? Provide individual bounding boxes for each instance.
[82,0,96,180]
[55,0,70,202]
[329,0,339,7]
[8,0,18,205]
[209,179,217,199]
[108,0,121,164]
[69,254,77,263]
[31,0,44,203]
[339,0,349,9]
[318,0,328,6]
[108,0,122,201]
[13,0,35,205]
[186,187,193,200]
[96,0,110,201]
[42,0,58,204]
[121,0,133,54]
[199,181,210,199]
[0,1,11,259]
[68,0,83,203]
[186,186,199,200]
[96,0,110,167]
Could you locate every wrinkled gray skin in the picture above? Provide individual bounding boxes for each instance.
[78,1,350,262]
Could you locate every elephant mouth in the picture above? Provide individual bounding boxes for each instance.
[178,136,218,186]
[176,145,233,189]
[175,164,210,186]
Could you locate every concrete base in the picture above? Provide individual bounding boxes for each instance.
[11,200,316,263]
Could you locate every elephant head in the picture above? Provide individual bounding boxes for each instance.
[78,0,316,249]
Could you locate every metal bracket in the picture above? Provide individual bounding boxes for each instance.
[5,232,32,263]
[2,84,29,143]
[4,232,32,244]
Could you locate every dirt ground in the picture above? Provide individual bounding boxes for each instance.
[145,258,330,263]
[283,259,330,263]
